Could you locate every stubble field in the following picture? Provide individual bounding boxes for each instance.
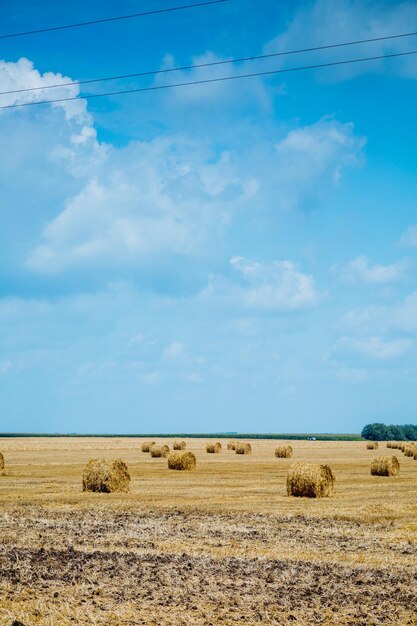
[0,437,416,625]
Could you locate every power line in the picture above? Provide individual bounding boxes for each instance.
[0,0,229,40]
[2,29,417,98]
[1,49,416,111]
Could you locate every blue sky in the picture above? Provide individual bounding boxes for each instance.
[1,0,417,434]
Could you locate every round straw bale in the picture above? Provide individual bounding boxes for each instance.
[366,441,378,450]
[286,462,335,498]
[206,442,222,453]
[386,441,393,448]
[399,443,406,452]
[235,442,252,455]
[173,440,186,450]
[414,449,417,460]
[168,451,196,471]
[370,456,400,477]
[82,458,131,492]
[404,445,416,457]
[227,441,237,450]
[0,452,4,471]
[141,441,155,453]
[275,445,293,458]
[150,445,170,458]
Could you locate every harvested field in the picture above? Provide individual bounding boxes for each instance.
[0,437,416,625]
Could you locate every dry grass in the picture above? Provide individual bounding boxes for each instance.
[206,442,222,453]
[371,456,400,477]
[167,451,196,470]
[0,436,416,625]
[275,445,293,458]
[286,462,335,498]
[82,458,131,493]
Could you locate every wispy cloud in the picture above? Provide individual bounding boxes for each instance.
[201,256,320,311]
[264,0,417,83]
[334,335,412,360]
[400,224,417,248]
[334,256,409,285]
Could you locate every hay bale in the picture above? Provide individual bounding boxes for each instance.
[366,441,378,450]
[141,441,155,453]
[414,449,417,461]
[206,442,222,453]
[150,445,170,458]
[399,443,406,452]
[275,445,293,458]
[173,440,186,450]
[167,451,196,471]
[404,444,416,457]
[0,452,4,471]
[370,456,400,477]
[235,442,252,455]
[390,442,400,449]
[227,441,237,450]
[82,458,131,492]
[286,463,335,498]
[386,442,393,448]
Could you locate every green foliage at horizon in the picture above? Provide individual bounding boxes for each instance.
[361,422,417,441]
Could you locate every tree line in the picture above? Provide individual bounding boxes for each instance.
[361,423,417,441]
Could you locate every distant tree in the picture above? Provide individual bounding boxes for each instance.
[387,425,405,440]
[361,423,390,440]
[403,424,417,440]
[362,422,417,441]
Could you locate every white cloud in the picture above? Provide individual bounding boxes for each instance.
[141,371,161,385]
[24,115,363,275]
[163,341,185,359]
[335,256,409,284]
[265,0,417,82]
[342,292,417,334]
[335,367,369,383]
[272,118,365,209]
[25,138,235,274]
[0,360,13,374]
[335,336,412,360]
[155,51,271,110]
[0,58,364,290]
[0,57,91,126]
[400,224,417,247]
[202,256,319,311]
